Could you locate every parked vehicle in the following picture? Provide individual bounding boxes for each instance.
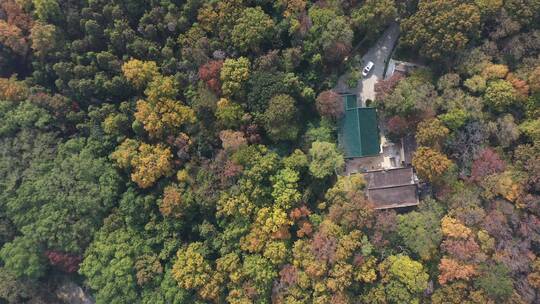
[362,61,374,77]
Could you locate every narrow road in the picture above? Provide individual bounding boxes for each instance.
[335,23,400,106]
[359,23,400,104]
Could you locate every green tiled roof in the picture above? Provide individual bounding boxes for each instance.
[338,95,381,158]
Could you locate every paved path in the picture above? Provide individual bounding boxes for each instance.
[336,23,400,106]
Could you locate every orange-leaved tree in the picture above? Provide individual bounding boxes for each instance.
[412,146,453,182]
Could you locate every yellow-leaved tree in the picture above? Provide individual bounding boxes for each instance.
[122,60,196,138]
[111,139,173,188]
[171,242,222,302]
[159,184,183,217]
[415,118,449,150]
[220,57,250,96]
[122,59,159,89]
[441,215,471,239]
[135,76,195,138]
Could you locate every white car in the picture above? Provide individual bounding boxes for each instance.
[362,61,374,77]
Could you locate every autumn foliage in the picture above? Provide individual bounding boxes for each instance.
[470,148,506,182]
[375,72,404,101]
[0,76,29,102]
[438,257,476,284]
[415,118,449,149]
[219,130,247,152]
[199,60,223,94]
[111,139,173,188]
[316,90,344,120]
[412,146,453,182]
[122,59,159,89]
[159,185,185,218]
[1,0,540,303]
[441,216,472,239]
[0,0,32,57]
[45,251,82,273]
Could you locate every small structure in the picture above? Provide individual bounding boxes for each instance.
[338,94,381,158]
[384,59,423,79]
[363,167,419,209]
[343,131,416,174]
[337,94,419,209]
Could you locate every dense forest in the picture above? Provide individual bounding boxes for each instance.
[0,0,540,303]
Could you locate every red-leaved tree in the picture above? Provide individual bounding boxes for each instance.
[375,72,404,101]
[45,250,82,273]
[290,206,313,237]
[316,90,344,120]
[470,148,506,182]
[441,237,484,263]
[311,230,338,263]
[198,60,223,94]
[386,115,413,138]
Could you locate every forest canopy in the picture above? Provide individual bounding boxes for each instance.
[0,0,540,303]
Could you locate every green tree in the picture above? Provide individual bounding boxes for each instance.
[0,130,57,210]
[240,254,277,299]
[382,73,437,117]
[141,269,191,304]
[0,266,43,303]
[475,263,514,301]
[475,0,503,16]
[0,236,45,279]
[284,150,308,171]
[220,57,250,96]
[504,0,540,25]
[0,100,52,137]
[308,141,344,179]
[30,22,57,58]
[439,109,469,130]
[484,79,519,111]
[246,71,290,113]
[519,118,540,141]
[377,255,429,304]
[33,0,61,22]
[271,168,301,210]
[79,223,151,304]
[263,94,298,141]
[351,0,397,40]
[304,119,334,146]
[305,7,353,63]
[397,201,444,261]
[215,98,244,128]
[4,138,121,256]
[464,75,487,93]
[232,7,274,53]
